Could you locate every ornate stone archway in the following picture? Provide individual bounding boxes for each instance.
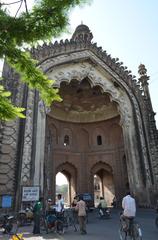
[56,162,77,204]
[91,162,115,206]
[1,24,157,210]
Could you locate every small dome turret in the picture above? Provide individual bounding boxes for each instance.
[71,24,93,42]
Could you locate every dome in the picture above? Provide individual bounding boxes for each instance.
[75,24,90,32]
[71,24,93,42]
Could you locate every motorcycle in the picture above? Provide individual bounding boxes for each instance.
[98,208,111,219]
[17,207,33,226]
[0,214,14,234]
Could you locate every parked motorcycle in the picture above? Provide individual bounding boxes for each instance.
[17,207,33,226]
[0,214,14,233]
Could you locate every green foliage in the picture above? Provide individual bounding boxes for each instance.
[56,184,68,194]
[0,83,25,120]
[0,0,90,120]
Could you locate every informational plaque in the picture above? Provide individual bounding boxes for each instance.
[22,186,40,202]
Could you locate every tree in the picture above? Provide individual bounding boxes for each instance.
[0,0,89,120]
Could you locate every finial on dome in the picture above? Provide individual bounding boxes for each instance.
[71,24,93,42]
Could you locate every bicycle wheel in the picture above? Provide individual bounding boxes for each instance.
[132,222,142,240]
[40,215,48,233]
[119,226,127,240]
[44,219,48,234]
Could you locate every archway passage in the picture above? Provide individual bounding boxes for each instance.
[55,162,77,206]
[92,162,115,207]
[45,77,128,205]
[56,172,68,206]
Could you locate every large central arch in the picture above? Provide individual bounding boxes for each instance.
[43,74,132,205]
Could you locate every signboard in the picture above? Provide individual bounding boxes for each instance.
[2,195,12,208]
[22,186,39,202]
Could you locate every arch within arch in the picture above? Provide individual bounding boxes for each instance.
[56,162,77,204]
[91,162,115,206]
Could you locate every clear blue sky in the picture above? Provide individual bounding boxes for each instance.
[1,0,158,127]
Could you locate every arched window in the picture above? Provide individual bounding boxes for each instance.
[97,135,102,145]
[64,135,69,146]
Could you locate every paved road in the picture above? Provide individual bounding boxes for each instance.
[0,208,157,239]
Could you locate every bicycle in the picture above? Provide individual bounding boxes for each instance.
[119,216,142,240]
[63,208,77,232]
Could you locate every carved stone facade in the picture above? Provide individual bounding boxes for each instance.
[0,24,158,210]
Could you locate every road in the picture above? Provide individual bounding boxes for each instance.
[0,208,157,239]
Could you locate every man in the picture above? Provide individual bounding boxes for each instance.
[75,195,87,234]
[33,197,43,234]
[122,192,136,218]
[98,196,108,216]
[56,194,64,214]
[45,198,53,215]
[55,194,64,233]
[121,192,136,231]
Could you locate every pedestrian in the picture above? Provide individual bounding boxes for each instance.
[56,194,64,215]
[32,197,43,234]
[72,196,78,207]
[72,196,78,224]
[75,195,87,234]
[55,194,64,233]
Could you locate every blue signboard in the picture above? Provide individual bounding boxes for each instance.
[2,195,12,208]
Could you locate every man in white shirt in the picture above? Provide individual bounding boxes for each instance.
[56,194,64,213]
[121,192,136,231]
[122,192,136,217]
[55,194,64,233]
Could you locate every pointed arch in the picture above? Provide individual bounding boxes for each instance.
[56,162,77,203]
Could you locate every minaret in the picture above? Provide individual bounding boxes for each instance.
[138,64,158,189]
[138,63,153,111]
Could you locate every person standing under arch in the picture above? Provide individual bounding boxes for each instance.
[75,195,87,235]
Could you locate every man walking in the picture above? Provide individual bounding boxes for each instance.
[75,195,87,235]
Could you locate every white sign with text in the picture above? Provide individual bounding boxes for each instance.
[22,186,39,201]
